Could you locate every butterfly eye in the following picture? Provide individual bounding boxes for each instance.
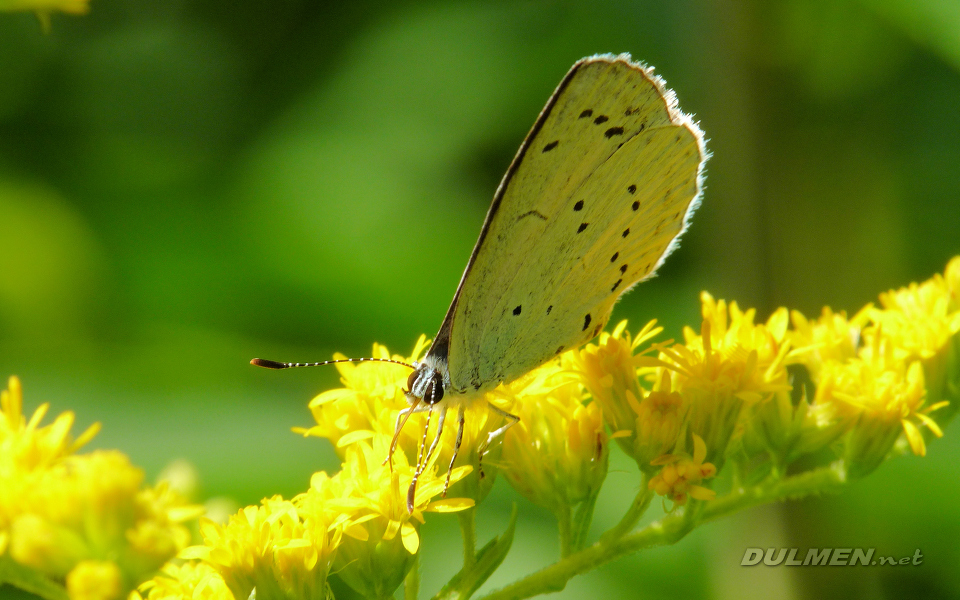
[406,370,419,392]
[424,374,445,405]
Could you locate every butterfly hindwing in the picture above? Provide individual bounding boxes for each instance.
[430,54,706,395]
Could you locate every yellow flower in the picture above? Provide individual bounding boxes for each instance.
[571,320,666,468]
[945,256,960,306]
[648,435,716,507]
[182,437,472,600]
[628,369,686,471]
[789,306,869,382]
[294,337,514,507]
[185,495,337,600]
[744,387,850,468]
[66,559,124,600]
[135,560,233,600]
[0,375,100,488]
[865,261,960,428]
[0,376,202,595]
[868,275,960,366]
[658,294,792,465]
[815,341,946,477]
[310,438,472,599]
[500,353,608,514]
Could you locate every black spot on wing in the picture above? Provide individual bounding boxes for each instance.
[582,314,592,331]
[622,228,630,237]
[577,223,588,233]
[574,200,583,211]
[543,140,559,152]
[579,109,593,118]
[632,201,640,211]
[555,345,565,354]
[593,115,609,125]
[620,264,628,274]
[546,305,553,315]
[610,251,619,262]
[627,184,637,194]
[513,305,522,316]
[611,279,622,292]
[604,126,625,138]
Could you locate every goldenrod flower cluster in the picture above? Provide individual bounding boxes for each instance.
[573,257,959,506]
[7,258,958,600]
[140,436,473,600]
[0,376,201,600]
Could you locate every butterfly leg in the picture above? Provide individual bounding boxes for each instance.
[442,404,466,497]
[478,402,520,479]
[384,399,427,470]
[408,406,447,513]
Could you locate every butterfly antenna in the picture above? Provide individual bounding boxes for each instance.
[251,357,415,370]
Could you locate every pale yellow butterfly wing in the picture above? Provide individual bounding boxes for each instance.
[430,54,706,395]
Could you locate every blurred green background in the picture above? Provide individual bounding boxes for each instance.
[1,0,959,598]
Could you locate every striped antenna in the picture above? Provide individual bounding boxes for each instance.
[251,357,416,370]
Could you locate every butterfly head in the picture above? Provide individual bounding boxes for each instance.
[404,353,453,406]
[405,362,446,406]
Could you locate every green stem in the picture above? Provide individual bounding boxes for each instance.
[477,464,847,600]
[556,504,573,558]
[598,479,651,545]
[571,490,600,552]
[405,552,420,600]
[459,507,477,568]
[702,461,847,523]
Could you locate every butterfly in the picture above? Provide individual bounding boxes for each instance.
[253,53,706,512]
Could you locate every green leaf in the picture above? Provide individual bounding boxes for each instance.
[433,504,518,600]
[0,557,69,600]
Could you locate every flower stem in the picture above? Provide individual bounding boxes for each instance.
[556,504,573,558]
[599,480,651,545]
[702,461,847,523]
[477,464,847,600]
[405,552,420,600]
[571,490,600,552]
[459,507,477,568]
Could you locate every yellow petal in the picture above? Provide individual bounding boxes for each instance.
[401,522,420,554]
[168,505,206,522]
[688,485,716,501]
[179,545,211,560]
[425,498,475,513]
[383,519,401,541]
[901,419,926,456]
[337,429,375,448]
[343,523,369,541]
[915,412,944,438]
[692,434,707,463]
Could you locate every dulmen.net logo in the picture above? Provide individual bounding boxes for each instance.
[741,548,924,567]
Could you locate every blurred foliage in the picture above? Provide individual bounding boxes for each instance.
[0,0,958,599]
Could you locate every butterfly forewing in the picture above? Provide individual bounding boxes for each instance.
[430,54,706,395]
